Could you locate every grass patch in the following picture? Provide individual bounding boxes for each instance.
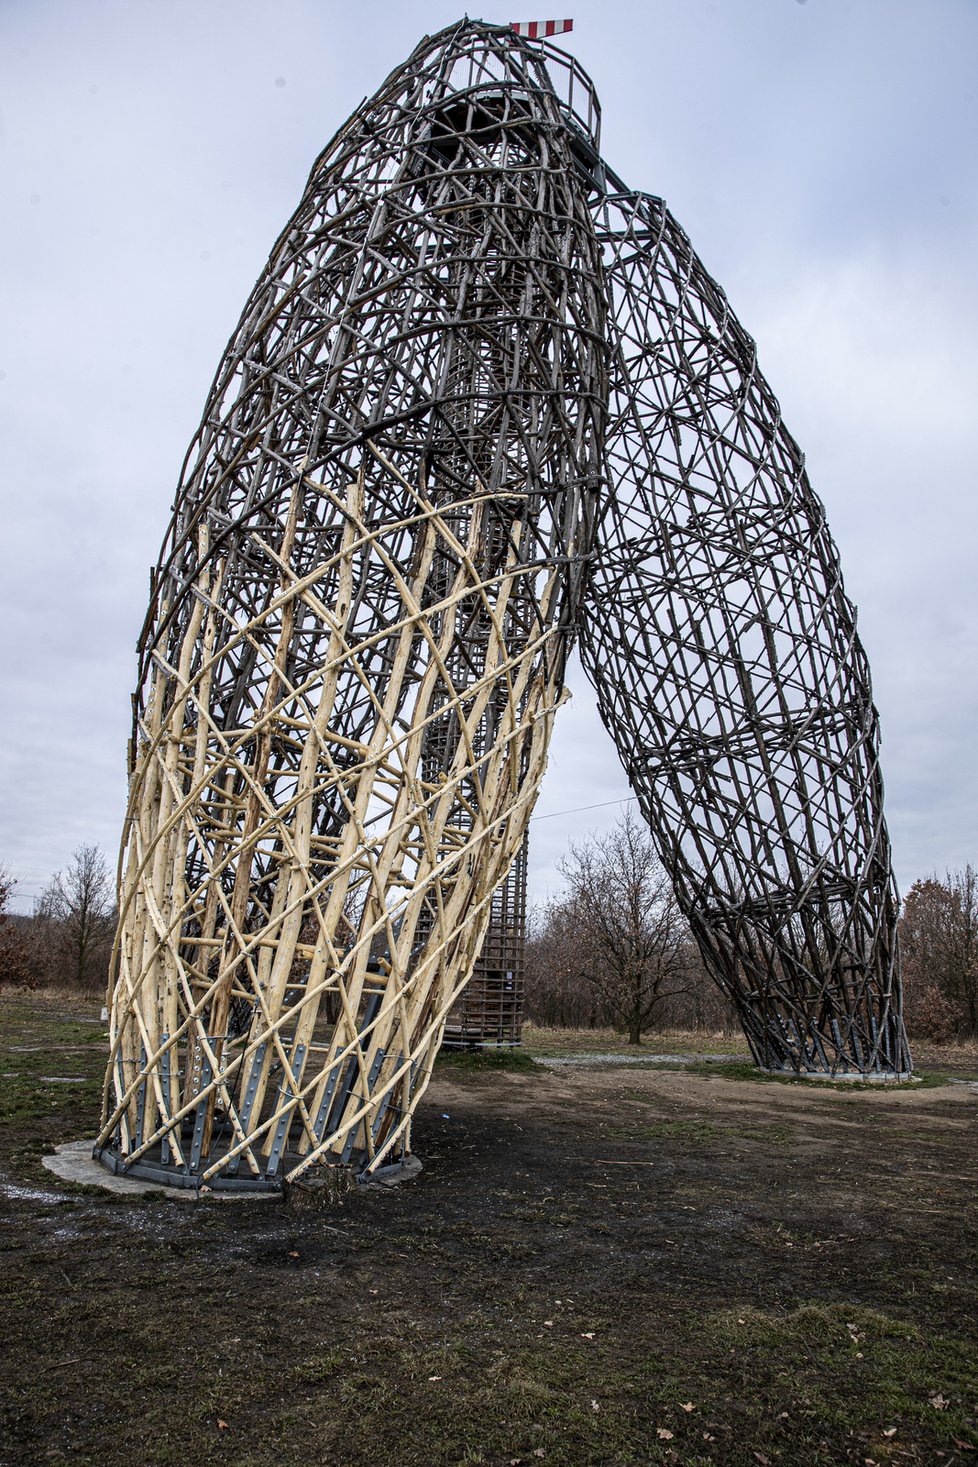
[107,1298,976,1465]
[692,1303,978,1443]
[0,1072,100,1126]
[435,1046,541,1075]
[609,1094,796,1148]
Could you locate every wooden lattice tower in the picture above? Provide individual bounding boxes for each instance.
[97,23,606,1189]
[583,185,909,1076]
[98,19,909,1194]
[443,835,526,1047]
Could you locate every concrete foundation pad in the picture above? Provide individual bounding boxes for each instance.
[41,1140,282,1200]
[42,1141,423,1199]
[757,1067,917,1084]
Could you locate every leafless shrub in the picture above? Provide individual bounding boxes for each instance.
[900,867,978,1040]
[32,845,116,995]
[0,868,33,992]
[525,812,697,1045]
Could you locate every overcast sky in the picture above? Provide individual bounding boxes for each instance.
[1,0,975,914]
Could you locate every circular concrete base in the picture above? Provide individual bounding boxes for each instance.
[42,1140,423,1198]
[41,1140,281,1200]
[757,1067,916,1084]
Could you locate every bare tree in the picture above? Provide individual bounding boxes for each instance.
[900,867,978,1039]
[0,867,32,991]
[524,904,610,1029]
[948,865,978,1038]
[36,845,116,993]
[549,811,691,1045]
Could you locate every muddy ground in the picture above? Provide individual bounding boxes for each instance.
[1,995,976,1467]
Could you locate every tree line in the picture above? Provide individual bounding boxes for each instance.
[523,813,740,1041]
[523,814,978,1045]
[2,828,977,1045]
[900,868,978,1041]
[0,845,116,996]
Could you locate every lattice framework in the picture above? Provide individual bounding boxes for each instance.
[582,185,908,1075]
[97,19,908,1194]
[97,24,606,1188]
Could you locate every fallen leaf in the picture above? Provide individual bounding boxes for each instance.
[428,1375,442,1382]
[656,1429,674,1441]
[929,1393,949,1410]
[217,1420,229,1431]
[753,1454,771,1466]
[702,1433,716,1442]
[953,1440,976,1453]
[543,1320,553,1327]
[533,1451,546,1460]
[581,1332,595,1340]
[882,1427,897,1438]
[288,1251,300,1259]
[679,1401,695,1413]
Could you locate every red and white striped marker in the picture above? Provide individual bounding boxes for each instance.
[511,19,574,39]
